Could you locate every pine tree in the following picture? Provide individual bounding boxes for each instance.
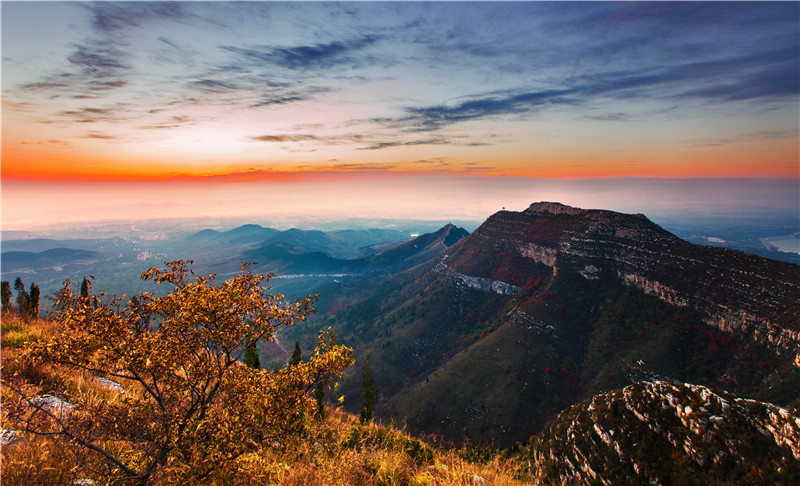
[80,277,91,300]
[14,277,29,318]
[244,339,261,369]
[289,341,302,366]
[28,283,40,320]
[359,354,377,424]
[315,382,326,420]
[1,281,11,312]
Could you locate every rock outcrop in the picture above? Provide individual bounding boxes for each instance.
[535,380,800,485]
[448,202,800,363]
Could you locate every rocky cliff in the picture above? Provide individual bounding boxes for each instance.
[448,202,800,364]
[534,380,800,485]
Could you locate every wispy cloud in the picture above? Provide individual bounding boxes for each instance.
[85,131,115,140]
[20,139,72,147]
[250,134,326,143]
[358,137,451,151]
[86,2,187,33]
[221,35,383,71]
[57,105,130,125]
[21,42,129,97]
[249,133,453,151]
[374,88,576,131]
[376,45,799,131]
[745,130,798,140]
[190,79,240,93]
[138,115,200,130]
[248,133,365,146]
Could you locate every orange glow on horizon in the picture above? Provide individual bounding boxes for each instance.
[3,143,797,183]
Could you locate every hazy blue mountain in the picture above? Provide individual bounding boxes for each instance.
[187,224,281,245]
[257,228,408,259]
[2,248,101,272]
[1,237,126,253]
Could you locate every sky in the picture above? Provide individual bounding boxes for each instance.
[2,1,798,230]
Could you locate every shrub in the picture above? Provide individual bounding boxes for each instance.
[2,260,354,484]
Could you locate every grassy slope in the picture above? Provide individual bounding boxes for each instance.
[0,313,531,486]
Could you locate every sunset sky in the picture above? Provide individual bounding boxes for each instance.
[2,1,798,230]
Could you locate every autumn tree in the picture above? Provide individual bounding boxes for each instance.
[3,260,353,484]
[359,354,377,424]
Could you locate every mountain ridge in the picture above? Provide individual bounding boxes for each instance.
[448,202,800,361]
[292,202,800,444]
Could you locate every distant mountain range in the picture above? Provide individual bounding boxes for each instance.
[187,224,409,259]
[0,225,418,300]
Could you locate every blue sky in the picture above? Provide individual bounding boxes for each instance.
[2,2,798,228]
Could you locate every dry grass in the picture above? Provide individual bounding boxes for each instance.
[1,315,538,485]
[263,409,533,486]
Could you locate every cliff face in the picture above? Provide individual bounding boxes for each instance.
[448,202,800,364]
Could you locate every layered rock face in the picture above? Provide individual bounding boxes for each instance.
[449,202,800,363]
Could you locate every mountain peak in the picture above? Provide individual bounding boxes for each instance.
[524,201,587,216]
[437,223,469,247]
[524,201,648,221]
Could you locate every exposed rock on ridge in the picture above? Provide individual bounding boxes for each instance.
[535,380,800,485]
[448,202,800,363]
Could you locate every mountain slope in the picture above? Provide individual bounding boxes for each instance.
[240,224,469,283]
[309,202,800,443]
[243,243,369,276]
[369,224,469,271]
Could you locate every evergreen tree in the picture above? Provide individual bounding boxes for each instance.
[80,277,91,300]
[29,283,40,320]
[359,354,377,424]
[315,382,326,420]
[289,341,302,366]
[14,277,29,318]
[1,281,11,312]
[244,339,261,369]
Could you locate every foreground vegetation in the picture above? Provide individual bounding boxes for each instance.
[0,263,531,485]
[1,315,530,485]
